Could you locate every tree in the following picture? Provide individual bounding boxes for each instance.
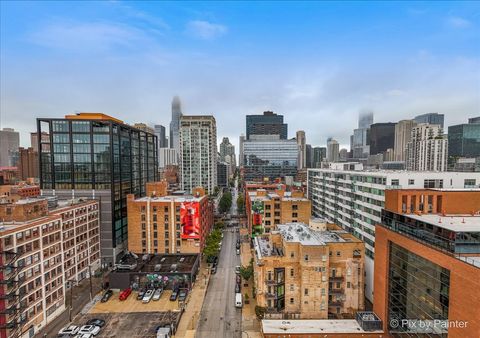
[236,194,245,214]
[219,191,232,213]
[239,258,254,281]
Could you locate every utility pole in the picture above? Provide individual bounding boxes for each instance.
[68,280,75,322]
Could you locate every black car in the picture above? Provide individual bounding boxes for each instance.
[86,318,106,328]
[178,289,188,301]
[100,289,113,303]
[235,283,241,293]
[170,289,179,301]
[137,288,146,300]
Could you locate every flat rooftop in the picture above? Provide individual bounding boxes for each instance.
[135,195,204,203]
[405,213,480,232]
[114,253,199,274]
[262,319,384,334]
[277,222,347,245]
[248,191,308,202]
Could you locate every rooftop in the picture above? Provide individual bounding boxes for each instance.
[405,213,480,232]
[248,191,308,202]
[135,194,205,203]
[261,319,383,334]
[114,253,199,274]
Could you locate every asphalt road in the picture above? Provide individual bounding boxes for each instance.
[196,182,242,338]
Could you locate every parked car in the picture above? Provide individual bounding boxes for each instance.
[152,287,163,301]
[142,289,154,303]
[78,325,101,336]
[76,334,94,338]
[156,326,171,338]
[236,248,240,255]
[100,289,113,303]
[235,293,243,308]
[235,266,241,274]
[235,283,241,293]
[178,289,188,301]
[211,266,217,274]
[58,325,79,337]
[119,287,132,301]
[85,319,105,328]
[170,289,179,301]
[137,288,146,300]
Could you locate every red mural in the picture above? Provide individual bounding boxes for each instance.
[180,202,200,239]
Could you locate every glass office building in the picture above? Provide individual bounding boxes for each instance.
[448,119,480,159]
[242,135,297,181]
[37,113,158,263]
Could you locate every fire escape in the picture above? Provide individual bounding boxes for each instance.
[1,246,26,338]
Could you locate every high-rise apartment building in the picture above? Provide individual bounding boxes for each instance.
[368,123,396,155]
[246,111,288,140]
[0,128,20,167]
[414,112,444,128]
[159,148,178,168]
[253,219,365,319]
[169,96,182,152]
[448,117,480,160]
[16,147,38,180]
[296,131,306,170]
[406,124,448,171]
[305,144,313,168]
[127,184,213,255]
[373,189,480,338]
[307,167,480,302]
[154,124,168,148]
[179,115,217,194]
[217,162,229,188]
[37,113,158,263]
[0,198,100,338]
[242,135,297,181]
[219,137,236,175]
[393,119,416,162]
[326,138,339,162]
[239,135,245,167]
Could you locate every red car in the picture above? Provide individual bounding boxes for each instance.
[119,287,132,301]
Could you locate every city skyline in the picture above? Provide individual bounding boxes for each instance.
[1,1,479,151]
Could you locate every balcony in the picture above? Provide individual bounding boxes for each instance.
[329,275,344,281]
[329,288,344,295]
[265,279,284,286]
[265,292,276,299]
[329,300,344,307]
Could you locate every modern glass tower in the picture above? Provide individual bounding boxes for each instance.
[37,113,158,263]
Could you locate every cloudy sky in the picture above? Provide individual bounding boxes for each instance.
[1,1,479,151]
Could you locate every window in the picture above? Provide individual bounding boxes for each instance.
[391,179,399,186]
[292,213,298,218]
[304,255,309,261]
[290,284,294,291]
[336,251,341,256]
[347,282,351,288]
[290,252,294,258]
[304,288,308,296]
[464,179,476,188]
[290,298,294,304]
[408,179,415,185]
[290,269,294,277]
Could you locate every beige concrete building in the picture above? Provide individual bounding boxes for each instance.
[253,219,364,319]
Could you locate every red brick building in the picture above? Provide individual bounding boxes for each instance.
[373,189,480,338]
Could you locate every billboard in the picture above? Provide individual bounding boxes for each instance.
[252,200,264,226]
[180,202,200,239]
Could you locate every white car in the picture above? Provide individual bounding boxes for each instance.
[152,287,163,301]
[58,325,79,336]
[78,325,100,336]
[142,289,154,303]
[76,334,94,338]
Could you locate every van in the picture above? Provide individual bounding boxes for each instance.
[236,249,240,255]
[235,293,243,308]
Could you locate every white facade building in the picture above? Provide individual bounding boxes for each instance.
[179,115,217,194]
[307,168,480,302]
[406,124,448,171]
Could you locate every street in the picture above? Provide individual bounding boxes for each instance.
[196,179,242,338]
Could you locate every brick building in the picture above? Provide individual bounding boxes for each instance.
[16,147,38,181]
[0,167,18,185]
[246,185,311,237]
[0,198,100,338]
[373,189,480,338]
[127,184,213,255]
[254,219,365,319]
[0,184,40,204]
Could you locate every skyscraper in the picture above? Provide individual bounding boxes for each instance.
[296,130,306,169]
[246,111,288,140]
[368,122,396,155]
[414,113,444,128]
[219,137,236,177]
[239,134,245,167]
[406,124,448,171]
[326,138,339,162]
[37,113,158,263]
[154,124,168,148]
[305,144,313,168]
[179,115,217,194]
[313,147,326,168]
[393,119,416,162]
[351,111,373,158]
[448,117,480,159]
[170,96,182,151]
[0,128,20,166]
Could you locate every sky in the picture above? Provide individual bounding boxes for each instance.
[1,1,479,152]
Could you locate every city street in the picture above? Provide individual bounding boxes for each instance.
[196,181,242,338]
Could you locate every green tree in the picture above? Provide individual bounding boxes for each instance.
[219,191,232,213]
[236,194,245,213]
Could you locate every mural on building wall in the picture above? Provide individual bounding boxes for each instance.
[181,202,200,239]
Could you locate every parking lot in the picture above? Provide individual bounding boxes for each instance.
[73,312,181,338]
[90,289,183,313]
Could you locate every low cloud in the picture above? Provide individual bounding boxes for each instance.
[447,16,471,29]
[186,20,227,40]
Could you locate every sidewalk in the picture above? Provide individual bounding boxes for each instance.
[174,260,211,337]
[240,241,262,338]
